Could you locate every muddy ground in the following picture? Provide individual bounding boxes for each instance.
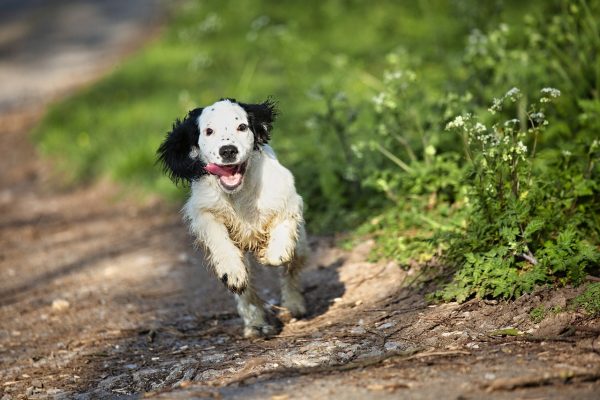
[1,2,599,399]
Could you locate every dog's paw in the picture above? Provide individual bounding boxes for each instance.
[218,265,248,294]
[282,296,307,319]
[243,312,282,338]
[262,239,294,266]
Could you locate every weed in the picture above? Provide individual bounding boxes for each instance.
[571,283,600,317]
[530,305,546,323]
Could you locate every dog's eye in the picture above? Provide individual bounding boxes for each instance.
[237,123,248,132]
[206,128,213,136]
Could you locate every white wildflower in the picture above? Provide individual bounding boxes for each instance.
[541,87,561,98]
[504,118,519,127]
[531,112,545,124]
[540,87,561,103]
[474,122,487,133]
[446,114,470,130]
[372,93,385,107]
[562,150,572,157]
[505,87,521,102]
[515,141,527,154]
[489,97,503,114]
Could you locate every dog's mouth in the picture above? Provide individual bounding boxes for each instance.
[205,162,247,191]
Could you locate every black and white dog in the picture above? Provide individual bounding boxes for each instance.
[157,98,307,337]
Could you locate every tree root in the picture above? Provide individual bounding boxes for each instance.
[484,370,600,391]
[214,348,475,387]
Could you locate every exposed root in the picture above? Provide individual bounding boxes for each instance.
[484,370,600,391]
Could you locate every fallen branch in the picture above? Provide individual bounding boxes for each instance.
[485,370,600,391]
[215,347,473,387]
[586,275,600,282]
[215,348,423,387]
[404,350,470,361]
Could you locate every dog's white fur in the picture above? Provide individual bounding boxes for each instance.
[179,100,307,337]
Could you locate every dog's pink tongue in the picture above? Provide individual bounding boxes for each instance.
[205,163,235,177]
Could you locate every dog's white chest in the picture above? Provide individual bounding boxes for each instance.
[211,199,273,254]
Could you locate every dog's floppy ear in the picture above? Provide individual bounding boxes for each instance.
[157,107,206,185]
[238,99,278,149]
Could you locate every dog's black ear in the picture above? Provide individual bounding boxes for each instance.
[238,99,278,149]
[157,108,206,185]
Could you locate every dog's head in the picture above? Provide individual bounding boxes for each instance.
[157,98,277,193]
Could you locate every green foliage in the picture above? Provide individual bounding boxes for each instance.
[327,1,600,301]
[33,0,479,232]
[571,283,600,316]
[436,89,600,301]
[32,0,600,301]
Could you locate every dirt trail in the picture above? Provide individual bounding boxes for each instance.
[1,2,599,399]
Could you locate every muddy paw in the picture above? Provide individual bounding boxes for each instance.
[219,269,248,294]
[282,299,307,319]
[243,313,282,338]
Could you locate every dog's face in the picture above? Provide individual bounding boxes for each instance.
[196,101,254,192]
[157,98,277,193]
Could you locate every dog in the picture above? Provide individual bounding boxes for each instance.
[157,98,307,337]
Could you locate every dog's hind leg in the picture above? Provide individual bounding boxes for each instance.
[280,224,307,319]
[235,255,282,338]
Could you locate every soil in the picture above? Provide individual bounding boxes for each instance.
[1,2,599,399]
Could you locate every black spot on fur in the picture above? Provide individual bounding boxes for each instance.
[230,283,247,295]
[220,273,247,294]
[156,108,207,185]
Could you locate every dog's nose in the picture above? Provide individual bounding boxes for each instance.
[219,145,239,162]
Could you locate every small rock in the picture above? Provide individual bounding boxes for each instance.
[350,326,366,335]
[441,330,464,337]
[357,349,384,359]
[534,313,574,337]
[52,299,70,312]
[377,322,396,330]
[31,379,43,388]
[466,342,479,349]
[484,372,496,380]
[384,341,401,351]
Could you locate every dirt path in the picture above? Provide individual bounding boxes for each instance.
[1,3,599,399]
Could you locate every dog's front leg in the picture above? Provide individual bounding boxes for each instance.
[262,217,302,267]
[235,271,282,338]
[188,212,249,293]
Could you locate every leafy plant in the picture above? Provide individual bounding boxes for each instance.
[437,88,599,301]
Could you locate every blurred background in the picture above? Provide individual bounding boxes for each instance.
[1,2,598,396]
[2,0,599,301]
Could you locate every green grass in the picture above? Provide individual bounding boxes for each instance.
[571,283,600,316]
[33,0,529,231]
